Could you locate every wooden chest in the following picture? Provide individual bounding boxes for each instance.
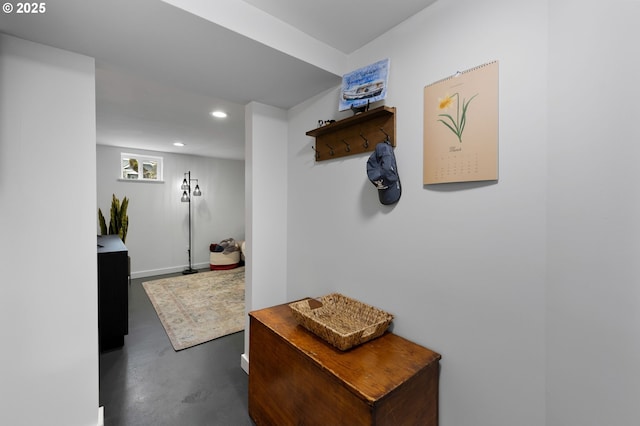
[248,301,441,426]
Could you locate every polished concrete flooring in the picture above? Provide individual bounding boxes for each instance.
[99,270,253,426]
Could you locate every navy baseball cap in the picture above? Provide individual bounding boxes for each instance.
[367,142,401,205]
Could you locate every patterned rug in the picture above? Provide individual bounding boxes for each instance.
[142,267,245,351]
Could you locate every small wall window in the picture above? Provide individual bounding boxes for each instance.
[121,153,163,181]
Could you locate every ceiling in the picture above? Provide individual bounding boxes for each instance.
[240,0,439,54]
[0,0,437,159]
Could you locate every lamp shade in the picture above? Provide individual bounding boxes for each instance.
[193,185,201,196]
[181,191,189,202]
[181,178,189,190]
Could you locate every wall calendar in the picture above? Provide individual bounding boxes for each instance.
[423,61,499,184]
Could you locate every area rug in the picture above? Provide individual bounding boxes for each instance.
[142,267,245,351]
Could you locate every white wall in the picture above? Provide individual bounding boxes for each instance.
[287,0,547,425]
[97,145,245,278]
[243,102,288,368]
[546,1,640,424]
[0,34,99,426]
[283,0,640,424]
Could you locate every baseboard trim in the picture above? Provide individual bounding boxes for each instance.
[131,262,210,279]
[241,353,249,374]
[98,406,104,426]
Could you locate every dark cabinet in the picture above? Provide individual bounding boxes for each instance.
[97,235,128,352]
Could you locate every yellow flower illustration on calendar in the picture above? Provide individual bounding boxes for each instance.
[437,92,478,143]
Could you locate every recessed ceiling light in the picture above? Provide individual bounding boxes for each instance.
[211,110,227,118]
[173,142,185,147]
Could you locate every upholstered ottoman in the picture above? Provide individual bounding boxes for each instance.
[209,239,243,270]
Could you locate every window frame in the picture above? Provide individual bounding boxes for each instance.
[120,152,164,182]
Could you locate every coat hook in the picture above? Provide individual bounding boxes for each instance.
[379,127,390,142]
[325,143,335,156]
[342,139,351,152]
[360,132,369,148]
[311,145,320,160]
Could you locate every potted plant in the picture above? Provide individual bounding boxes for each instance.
[98,194,129,243]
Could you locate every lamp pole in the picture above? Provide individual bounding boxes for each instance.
[181,171,201,274]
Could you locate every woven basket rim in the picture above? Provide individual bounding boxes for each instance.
[289,293,393,350]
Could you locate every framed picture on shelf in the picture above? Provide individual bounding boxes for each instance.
[339,58,390,112]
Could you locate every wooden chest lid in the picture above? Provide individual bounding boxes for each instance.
[250,301,441,403]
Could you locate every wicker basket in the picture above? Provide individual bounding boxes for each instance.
[289,293,394,351]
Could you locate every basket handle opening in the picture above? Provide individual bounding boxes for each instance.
[361,325,377,338]
[307,298,324,310]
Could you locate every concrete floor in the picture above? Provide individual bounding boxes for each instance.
[99,270,253,426]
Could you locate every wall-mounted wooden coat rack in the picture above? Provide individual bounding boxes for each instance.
[306,106,396,161]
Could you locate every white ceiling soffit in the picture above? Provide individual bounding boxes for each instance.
[0,0,342,110]
[161,0,349,76]
[240,0,439,54]
[0,0,342,159]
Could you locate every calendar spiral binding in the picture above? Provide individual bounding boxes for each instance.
[425,60,498,88]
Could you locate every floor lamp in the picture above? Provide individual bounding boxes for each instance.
[181,171,201,274]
